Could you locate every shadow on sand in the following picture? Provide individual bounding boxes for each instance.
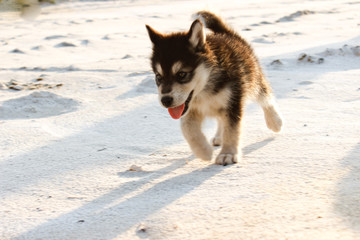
[334,142,360,236]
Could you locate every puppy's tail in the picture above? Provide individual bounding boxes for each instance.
[194,11,234,36]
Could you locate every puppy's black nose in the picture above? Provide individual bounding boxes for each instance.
[161,96,173,108]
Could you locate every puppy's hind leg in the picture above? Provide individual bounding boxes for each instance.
[256,84,283,133]
[215,116,240,165]
[181,111,213,160]
[211,119,223,147]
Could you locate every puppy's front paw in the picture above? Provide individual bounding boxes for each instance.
[193,143,213,161]
[215,153,238,166]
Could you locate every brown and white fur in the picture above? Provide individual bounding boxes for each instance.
[146,11,283,165]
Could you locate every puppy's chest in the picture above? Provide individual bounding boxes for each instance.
[190,88,231,116]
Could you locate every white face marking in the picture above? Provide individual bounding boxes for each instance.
[191,63,210,96]
[157,63,211,112]
[155,63,163,75]
[171,61,183,75]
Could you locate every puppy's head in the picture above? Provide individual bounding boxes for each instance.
[146,20,209,119]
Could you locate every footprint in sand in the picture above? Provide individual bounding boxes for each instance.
[10,48,25,54]
[298,81,314,85]
[81,40,90,46]
[44,35,67,40]
[264,32,303,38]
[54,42,77,48]
[248,10,315,29]
[276,10,315,22]
[298,53,324,64]
[122,54,132,59]
[297,45,359,66]
[31,45,46,51]
[270,59,283,67]
[0,91,79,119]
[318,44,360,57]
[252,38,275,44]
[2,78,63,91]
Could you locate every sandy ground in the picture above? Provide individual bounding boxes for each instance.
[0,0,359,239]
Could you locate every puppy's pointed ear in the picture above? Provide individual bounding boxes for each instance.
[146,25,162,45]
[188,19,206,50]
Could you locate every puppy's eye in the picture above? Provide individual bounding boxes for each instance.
[155,73,162,85]
[177,72,187,78]
[176,71,188,82]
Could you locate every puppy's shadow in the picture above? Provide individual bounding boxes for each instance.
[243,137,275,156]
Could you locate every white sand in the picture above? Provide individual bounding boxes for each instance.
[0,0,359,239]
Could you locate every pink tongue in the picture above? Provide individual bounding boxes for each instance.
[168,104,185,119]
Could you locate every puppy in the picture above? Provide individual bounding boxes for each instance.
[146,11,283,165]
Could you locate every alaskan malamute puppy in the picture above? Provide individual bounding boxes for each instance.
[146,11,283,165]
